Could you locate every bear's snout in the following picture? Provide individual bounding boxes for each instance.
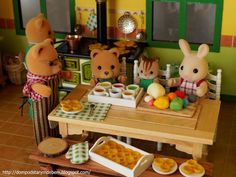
[104,71,109,75]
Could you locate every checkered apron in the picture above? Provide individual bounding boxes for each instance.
[23,72,60,145]
[179,78,205,95]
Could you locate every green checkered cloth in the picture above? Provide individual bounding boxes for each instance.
[52,102,111,121]
[65,141,89,164]
[87,12,97,31]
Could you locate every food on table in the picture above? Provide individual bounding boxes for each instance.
[144,95,153,103]
[188,94,197,103]
[89,43,108,50]
[182,165,195,174]
[181,159,204,174]
[147,83,166,99]
[114,40,137,48]
[153,157,176,173]
[167,92,177,101]
[186,159,198,165]
[183,97,189,108]
[148,99,155,106]
[111,47,130,55]
[60,99,82,112]
[175,90,186,99]
[94,140,143,169]
[170,97,184,111]
[154,96,169,110]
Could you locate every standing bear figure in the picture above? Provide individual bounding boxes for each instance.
[167,39,209,97]
[23,39,61,145]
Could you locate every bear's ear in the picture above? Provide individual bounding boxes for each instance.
[109,48,119,58]
[37,13,44,18]
[35,17,44,29]
[44,38,54,46]
[90,49,101,59]
[32,44,44,58]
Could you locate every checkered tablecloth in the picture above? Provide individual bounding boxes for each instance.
[52,102,111,121]
[65,141,89,164]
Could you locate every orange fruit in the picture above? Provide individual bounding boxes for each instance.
[167,92,177,101]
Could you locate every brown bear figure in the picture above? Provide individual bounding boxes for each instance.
[90,48,126,86]
[23,39,61,145]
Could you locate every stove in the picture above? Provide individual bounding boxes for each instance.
[56,37,146,63]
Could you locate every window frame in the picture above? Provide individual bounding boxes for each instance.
[146,0,223,52]
[13,0,76,38]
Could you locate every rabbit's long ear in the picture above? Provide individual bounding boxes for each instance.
[197,44,209,59]
[179,39,191,56]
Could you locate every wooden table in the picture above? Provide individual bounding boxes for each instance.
[29,145,213,177]
[48,85,221,159]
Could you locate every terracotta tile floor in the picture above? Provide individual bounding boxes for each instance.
[0,84,235,177]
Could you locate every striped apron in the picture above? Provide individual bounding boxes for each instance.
[23,73,60,145]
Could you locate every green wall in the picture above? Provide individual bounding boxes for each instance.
[0,29,27,54]
[1,29,236,96]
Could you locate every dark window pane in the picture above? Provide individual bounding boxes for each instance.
[46,0,71,33]
[186,3,216,44]
[153,1,180,41]
[20,0,41,28]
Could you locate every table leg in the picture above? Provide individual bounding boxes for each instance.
[192,143,204,160]
[59,122,68,138]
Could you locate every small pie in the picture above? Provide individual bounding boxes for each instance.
[89,43,108,50]
[153,157,176,173]
[112,47,130,55]
[94,140,142,169]
[181,159,204,174]
[114,40,137,48]
[60,99,82,112]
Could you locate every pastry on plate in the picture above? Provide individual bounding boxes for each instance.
[60,99,83,112]
[114,40,137,48]
[152,157,177,175]
[179,159,205,177]
[94,140,142,169]
[89,43,108,50]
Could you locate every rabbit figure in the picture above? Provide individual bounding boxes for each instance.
[167,39,209,97]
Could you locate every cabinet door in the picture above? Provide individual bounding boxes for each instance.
[80,59,91,85]
[63,57,80,71]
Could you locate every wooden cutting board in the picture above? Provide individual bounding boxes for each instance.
[137,95,199,118]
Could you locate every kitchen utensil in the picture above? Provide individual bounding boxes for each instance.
[74,24,82,35]
[65,35,81,53]
[136,11,145,41]
[118,12,137,35]
[89,104,96,116]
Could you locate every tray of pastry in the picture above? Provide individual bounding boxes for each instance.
[89,136,154,177]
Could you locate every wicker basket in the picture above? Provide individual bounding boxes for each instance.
[5,62,27,85]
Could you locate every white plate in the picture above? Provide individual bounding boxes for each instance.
[179,162,205,177]
[152,158,178,175]
[61,104,84,114]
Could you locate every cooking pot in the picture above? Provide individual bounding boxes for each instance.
[65,35,81,53]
